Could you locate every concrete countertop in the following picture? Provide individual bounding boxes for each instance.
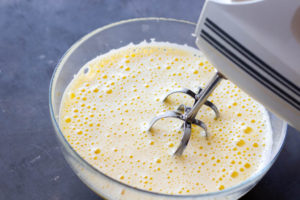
[0,0,299,199]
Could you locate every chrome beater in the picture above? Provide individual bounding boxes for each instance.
[147,72,224,156]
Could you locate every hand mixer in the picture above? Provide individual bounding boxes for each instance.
[148,0,300,155]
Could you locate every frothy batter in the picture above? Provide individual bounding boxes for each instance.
[59,42,272,194]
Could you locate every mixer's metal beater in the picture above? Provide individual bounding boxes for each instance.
[147,72,224,156]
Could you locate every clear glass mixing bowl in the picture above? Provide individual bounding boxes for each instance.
[49,18,287,200]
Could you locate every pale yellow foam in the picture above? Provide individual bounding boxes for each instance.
[59,42,272,195]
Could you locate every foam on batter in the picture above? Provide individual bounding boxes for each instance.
[59,41,272,195]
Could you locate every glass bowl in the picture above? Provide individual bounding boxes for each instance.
[49,18,287,200]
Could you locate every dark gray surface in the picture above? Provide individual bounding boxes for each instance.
[0,0,299,199]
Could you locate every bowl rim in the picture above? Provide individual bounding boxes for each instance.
[49,17,287,198]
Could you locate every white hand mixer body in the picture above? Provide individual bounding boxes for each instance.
[195,0,300,130]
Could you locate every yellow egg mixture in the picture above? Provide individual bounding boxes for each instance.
[59,42,272,194]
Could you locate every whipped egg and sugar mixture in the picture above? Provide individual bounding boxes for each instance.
[59,42,272,194]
